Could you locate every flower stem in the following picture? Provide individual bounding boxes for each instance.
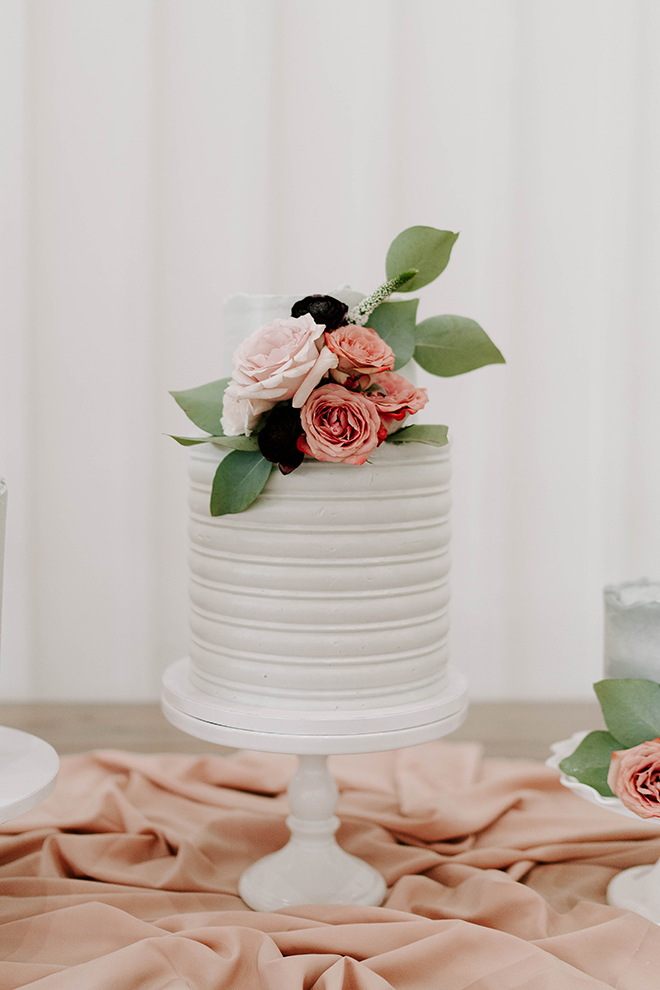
[346,270,418,326]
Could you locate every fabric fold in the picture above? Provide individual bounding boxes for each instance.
[2,741,660,989]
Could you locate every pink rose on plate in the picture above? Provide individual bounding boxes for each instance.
[325,325,395,376]
[364,372,428,432]
[298,383,386,465]
[608,738,660,818]
[222,314,338,435]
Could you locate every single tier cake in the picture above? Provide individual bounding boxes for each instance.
[181,292,452,715]
[187,438,450,712]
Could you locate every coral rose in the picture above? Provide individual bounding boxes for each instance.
[364,372,428,432]
[608,738,660,818]
[298,384,386,465]
[223,314,337,434]
[325,325,395,376]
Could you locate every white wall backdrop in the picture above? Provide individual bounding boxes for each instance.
[1,0,659,701]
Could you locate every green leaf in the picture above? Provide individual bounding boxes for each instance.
[367,298,418,370]
[170,378,230,434]
[558,730,622,796]
[594,679,660,747]
[210,449,273,516]
[385,226,459,292]
[385,423,449,447]
[168,433,260,451]
[414,315,505,377]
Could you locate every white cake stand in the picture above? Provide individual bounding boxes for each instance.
[163,657,467,911]
[547,732,660,924]
[0,725,59,824]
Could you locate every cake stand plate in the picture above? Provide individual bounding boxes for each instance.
[0,726,59,824]
[162,658,468,754]
[162,659,467,910]
[547,733,660,923]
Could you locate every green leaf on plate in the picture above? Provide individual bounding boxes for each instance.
[385,423,449,447]
[170,377,230,434]
[414,315,505,377]
[168,434,260,451]
[594,679,660,748]
[385,226,459,292]
[367,298,418,370]
[558,730,622,797]
[210,448,273,516]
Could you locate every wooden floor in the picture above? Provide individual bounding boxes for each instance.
[0,701,605,761]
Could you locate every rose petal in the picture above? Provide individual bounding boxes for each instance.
[291,346,339,408]
[221,393,272,436]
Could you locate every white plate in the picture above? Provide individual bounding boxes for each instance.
[546,731,659,823]
[0,726,59,824]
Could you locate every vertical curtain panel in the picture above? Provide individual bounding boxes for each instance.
[1,0,659,700]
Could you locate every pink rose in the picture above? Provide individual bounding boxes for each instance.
[364,372,428,432]
[608,738,660,818]
[298,384,386,465]
[222,314,338,435]
[325,325,395,376]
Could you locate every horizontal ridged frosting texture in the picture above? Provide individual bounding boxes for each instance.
[188,442,451,710]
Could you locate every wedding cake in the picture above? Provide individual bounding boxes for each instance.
[163,225,504,738]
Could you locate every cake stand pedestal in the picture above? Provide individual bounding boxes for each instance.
[162,658,468,911]
[547,733,660,924]
[0,725,59,825]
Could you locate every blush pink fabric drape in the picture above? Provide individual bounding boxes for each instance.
[2,741,660,988]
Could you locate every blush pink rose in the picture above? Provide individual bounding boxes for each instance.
[298,384,386,465]
[608,738,660,818]
[325,325,395,376]
[222,314,338,434]
[364,372,428,432]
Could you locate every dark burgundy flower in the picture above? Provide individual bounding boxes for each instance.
[291,295,348,331]
[258,403,305,475]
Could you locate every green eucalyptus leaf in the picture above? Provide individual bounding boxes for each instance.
[414,315,505,377]
[169,434,260,451]
[367,298,418,370]
[558,730,622,796]
[594,679,660,748]
[210,449,273,516]
[385,424,449,447]
[385,226,459,292]
[170,377,230,434]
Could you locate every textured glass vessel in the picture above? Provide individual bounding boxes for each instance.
[604,578,660,681]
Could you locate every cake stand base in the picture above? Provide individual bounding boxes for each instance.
[0,725,59,824]
[238,754,386,911]
[162,660,468,909]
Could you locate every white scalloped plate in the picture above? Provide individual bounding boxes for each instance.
[546,731,660,823]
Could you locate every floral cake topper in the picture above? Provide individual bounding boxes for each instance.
[170,225,504,515]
